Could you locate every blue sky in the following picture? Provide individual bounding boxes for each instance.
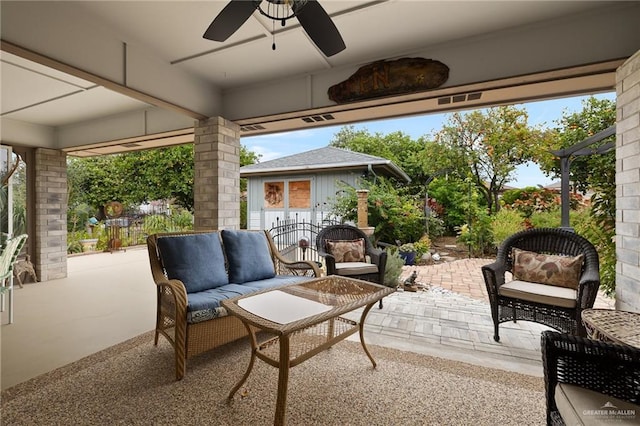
[242,92,615,188]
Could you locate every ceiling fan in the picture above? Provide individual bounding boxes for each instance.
[203,0,346,57]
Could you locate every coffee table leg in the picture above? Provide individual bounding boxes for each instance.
[359,302,377,368]
[228,325,257,402]
[274,335,291,426]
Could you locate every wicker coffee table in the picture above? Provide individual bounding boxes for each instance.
[581,308,640,349]
[222,275,395,426]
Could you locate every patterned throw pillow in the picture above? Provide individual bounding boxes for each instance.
[326,239,366,262]
[512,248,584,289]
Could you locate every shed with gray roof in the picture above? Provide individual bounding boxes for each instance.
[240,147,410,230]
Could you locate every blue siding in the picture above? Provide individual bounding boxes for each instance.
[245,170,364,230]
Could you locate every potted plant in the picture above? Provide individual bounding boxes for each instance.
[398,243,417,265]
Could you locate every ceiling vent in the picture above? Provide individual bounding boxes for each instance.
[301,114,335,124]
[437,92,482,105]
[240,124,266,132]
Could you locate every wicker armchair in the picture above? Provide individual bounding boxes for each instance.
[316,224,388,308]
[481,228,600,342]
[541,331,640,425]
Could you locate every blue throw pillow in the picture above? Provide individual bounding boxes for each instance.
[157,232,228,293]
[221,230,276,283]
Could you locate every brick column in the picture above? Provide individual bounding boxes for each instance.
[34,148,67,280]
[356,189,375,236]
[356,189,369,228]
[193,117,241,230]
[616,49,640,312]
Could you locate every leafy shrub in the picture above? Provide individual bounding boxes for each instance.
[240,199,247,229]
[501,187,560,218]
[67,237,83,254]
[456,186,495,256]
[528,209,561,229]
[491,209,525,247]
[572,207,616,296]
[383,247,404,287]
[330,177,425,244]
[398,243,416,253]
[171,209,194,230]
[426,215,446,238]
[414,235,431,258]
[457,210,494,257]
[427,177,470,233]
[143,214,171,235]
[67,223,109,254]
[67,202,95,233]
[143,211,193,235]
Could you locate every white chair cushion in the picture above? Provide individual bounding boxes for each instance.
[499,280,577,308]
[335,262,378,276]
[555,383,640,425]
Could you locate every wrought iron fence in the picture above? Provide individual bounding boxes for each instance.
[268,214,341,265]
[75,211,343,258]
[72,213,190,254]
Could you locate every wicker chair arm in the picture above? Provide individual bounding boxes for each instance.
[274,257,322,277]
[576,280,600,310]
[576,260,601,309]
[320,251,337,275]
[376,250,388,281]
[155,278,189,313]
[264,230,322,277]
[541,330,640,425]
[366,246,383,265]
[481,260,506,295]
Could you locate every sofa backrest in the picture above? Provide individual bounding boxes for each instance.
[156,232,228,293]
[221,230,276,283]
[149,230,277,293]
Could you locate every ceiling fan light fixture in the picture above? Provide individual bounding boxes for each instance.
[204,0,344,57]
[254,0,309,25]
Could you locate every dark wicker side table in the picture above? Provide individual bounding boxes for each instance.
[581,308,640,349]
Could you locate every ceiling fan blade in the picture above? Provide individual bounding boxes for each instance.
[293,0,345,57]
[203,0,260,41]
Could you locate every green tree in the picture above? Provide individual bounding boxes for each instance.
[424,176,470,233]
[539,96,616,294]
[68,144,261,217]
[539,97,616,196]
[435,106,552,213]
[67,145,194,214]
[240,145,261,193]
[329,125,427,188]
[239,145,261,228]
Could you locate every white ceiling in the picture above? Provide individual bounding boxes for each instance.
[75,1,609,88]
[1,1,637,154]
[1,52,150,127]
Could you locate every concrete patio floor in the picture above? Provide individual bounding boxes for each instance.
[1,247,615,390]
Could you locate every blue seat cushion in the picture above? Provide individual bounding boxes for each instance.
[221,230,276,283]
[157,232,228,293]
[186,275,313,323]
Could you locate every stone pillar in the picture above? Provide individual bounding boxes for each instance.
[34,148,67,280]
[356,189,369,228]
[193,117,241,231]
[616,49,640,312]
[356,189,374,236]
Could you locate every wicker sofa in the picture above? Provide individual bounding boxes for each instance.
[541,331,640,425]
[147,229,322,380]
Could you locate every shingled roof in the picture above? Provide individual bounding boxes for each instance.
[240,147,410,182]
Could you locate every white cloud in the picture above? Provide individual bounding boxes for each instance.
[250,145,282,162]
